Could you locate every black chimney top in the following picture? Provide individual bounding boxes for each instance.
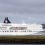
[4,17,11,23]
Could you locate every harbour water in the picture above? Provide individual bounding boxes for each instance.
[0,44,45,45]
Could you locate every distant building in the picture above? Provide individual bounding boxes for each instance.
[42,24,45,29]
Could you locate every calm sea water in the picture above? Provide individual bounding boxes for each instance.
[0,44,45,45]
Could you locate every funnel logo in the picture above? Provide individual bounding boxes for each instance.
[3,17,11,24]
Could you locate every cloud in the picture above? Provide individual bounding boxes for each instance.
[0,0,45,23]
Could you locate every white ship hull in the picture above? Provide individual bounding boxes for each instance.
[0,32,38,36]
[0,23,43,36]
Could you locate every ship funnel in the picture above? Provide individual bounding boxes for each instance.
[3,17,11,23]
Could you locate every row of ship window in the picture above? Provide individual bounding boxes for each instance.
[0,30,31,32]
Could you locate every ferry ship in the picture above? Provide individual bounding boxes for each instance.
[0,17,43,36]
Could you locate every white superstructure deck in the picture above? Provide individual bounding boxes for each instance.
[0,23,43,36]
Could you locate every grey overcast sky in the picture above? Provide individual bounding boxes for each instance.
[0,0,45,24]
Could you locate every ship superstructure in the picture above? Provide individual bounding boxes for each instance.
[0,17,43,36]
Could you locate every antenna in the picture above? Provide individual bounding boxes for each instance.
[22,20,26,25]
